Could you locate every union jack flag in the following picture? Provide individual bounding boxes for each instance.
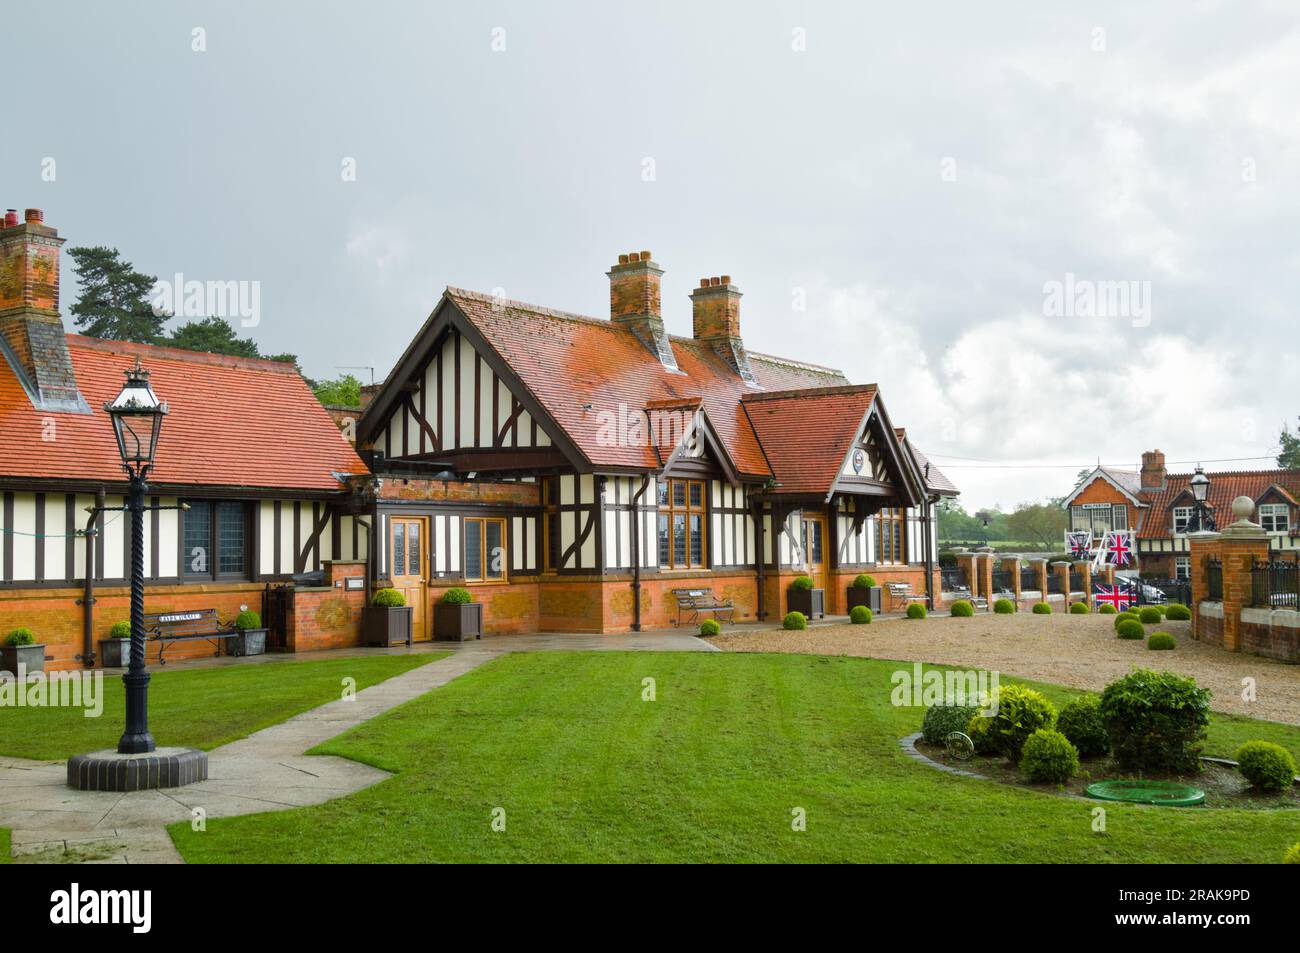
[1093,581,1137,611]
[1105,530,1133,567]
[1066,531,1092,560]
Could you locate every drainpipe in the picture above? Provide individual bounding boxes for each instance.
[630,475,649,631]
[753,498,767,621]
[922,494,936,610]
[76,488,106,668]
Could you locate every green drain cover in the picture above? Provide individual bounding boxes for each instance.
[1085,779,1205,807]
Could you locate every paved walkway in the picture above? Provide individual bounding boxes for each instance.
[1,631,714,864]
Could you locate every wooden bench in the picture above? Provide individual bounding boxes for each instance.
[885,582,930,613]
[672,588,735,628]
[144,609,240,665]
[942,584,990,611]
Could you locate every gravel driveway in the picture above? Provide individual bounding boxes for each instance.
[710,614,1300,725]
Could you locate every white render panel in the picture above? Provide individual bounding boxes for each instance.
[9,494,36,581]
[457,336,475,447]
[42,494,65,581]
[434,515,447,573]
[101,497,125,580]
[448,516,461,572]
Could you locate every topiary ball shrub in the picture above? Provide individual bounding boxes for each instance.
[108,620,132,639]
[1147,631,1176,651]
[699,618,721,637]
[1057,695,1109,758]
[789,575,814,592]
[783,611,807,630]
[1286,843,1300,865]
[1165,603,1191,621]
[371,587,406,608]
[1154,603,1169,616]
[440,587,472,605]
[4,627,36,647]
[1234,740,1297,792]
[1100,669,1210,773]
[906,603,927,620]
[1032,602,1051,614]
[993,598,1015,614]
[849,605,871,624]
[1020,728,1079,783]
[1069,601,1089,614]
[1098,604,1117,614]
[966,714,1000,755]
[950,599,974,617]
[851,573,877,589]
[234,609,262,630]
[921,703,979,745]
[1113,611,1139,630]
[1138,606,1163,624]
[1116,619,1145,640]
[987,684,1058,763]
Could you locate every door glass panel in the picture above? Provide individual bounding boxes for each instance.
[392,522,406,577]
[465,520,483,581]
[811,521,823,564]
[408,523,421,576]
[486,520,504,579]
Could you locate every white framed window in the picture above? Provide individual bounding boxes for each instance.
[1175,556,1190,580]
[1172,506,1193,534]
[1111,505,1128,530]
[1260,503,1290,533]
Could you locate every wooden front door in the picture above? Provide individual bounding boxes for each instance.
[389,517,428,641]
[806,515,828,590]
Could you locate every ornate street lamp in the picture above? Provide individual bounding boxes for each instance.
[1187,465,1215,533]
[104,358,168,754]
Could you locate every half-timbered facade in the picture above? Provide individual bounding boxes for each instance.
[1065,449,1300,578]
[0,208,369,668]
[355,250,958,635]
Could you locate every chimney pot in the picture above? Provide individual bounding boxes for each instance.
[24,208,41,224]
[709,276,720,287]
[639,250,651,260]
[720,275,731,285]
[699,278,709,288]
[618,253,629,265]
[3,210,17,227]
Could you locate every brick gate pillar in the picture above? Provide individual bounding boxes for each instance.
[1001,555,1021,605]
[1073,560,1093,608]
[1029,558,1048,601]
[956,551,978,600]
[1050,561,1070,606]
[977,547,996,605]
[1191,496,1270,652]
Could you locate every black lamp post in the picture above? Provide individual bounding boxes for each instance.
[1187,465,1215,533]
[103,358,168,754]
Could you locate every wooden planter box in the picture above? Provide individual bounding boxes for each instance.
[98,637,130,668]
[362,606,413,647]
[847,586,882,614]
[0,642,46,676]
[435,602,482,641]
[227,628,267,657]
[787,588,825,620]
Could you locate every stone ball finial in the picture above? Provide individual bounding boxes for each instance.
[1231,495,1254,520]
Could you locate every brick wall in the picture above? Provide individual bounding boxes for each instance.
[285,561,367,652]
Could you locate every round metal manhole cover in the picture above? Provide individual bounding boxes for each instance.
[1085,779,1205,807]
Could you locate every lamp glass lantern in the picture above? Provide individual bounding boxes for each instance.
[1190,466,1210,504]
[104,358,168,476]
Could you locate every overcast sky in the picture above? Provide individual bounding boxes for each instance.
[6,1,1298,510]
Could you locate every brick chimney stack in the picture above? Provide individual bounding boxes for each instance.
[607,250,679,371]
[1140,449,1167,491]
[690,275,756,385]
[0,208,87,412]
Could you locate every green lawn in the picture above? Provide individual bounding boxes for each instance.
[0,827,8,864]
[169,652,1300,864]
[0,654,445,761]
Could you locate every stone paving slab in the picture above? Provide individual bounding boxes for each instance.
[2,631,714,864]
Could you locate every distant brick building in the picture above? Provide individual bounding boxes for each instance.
[1064,450,1300,578]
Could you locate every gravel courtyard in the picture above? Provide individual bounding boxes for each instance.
[709,613,1300,725]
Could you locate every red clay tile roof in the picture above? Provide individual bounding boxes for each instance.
[905,440,959,496]
[446,288,852,478]
[1136,469,1300,538]
[741,385,878,495]
[0,335,368,492]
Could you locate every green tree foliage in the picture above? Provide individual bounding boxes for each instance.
[166,316,261,357]
[1005,501,1068,549]
[1279,418,1300,469]
[312,374,363,407]
[67,246,168,342]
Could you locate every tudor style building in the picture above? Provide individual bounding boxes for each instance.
[0,208,371,669]
[1064,449,1300,579]
[354,250,958,635]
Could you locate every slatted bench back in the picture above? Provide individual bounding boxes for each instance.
[673,589,710,606]
[144,609,224,638]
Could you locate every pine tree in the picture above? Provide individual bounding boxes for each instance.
[1279,418,1300,469]
[167,316,261,357]
[67,246,168,342]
